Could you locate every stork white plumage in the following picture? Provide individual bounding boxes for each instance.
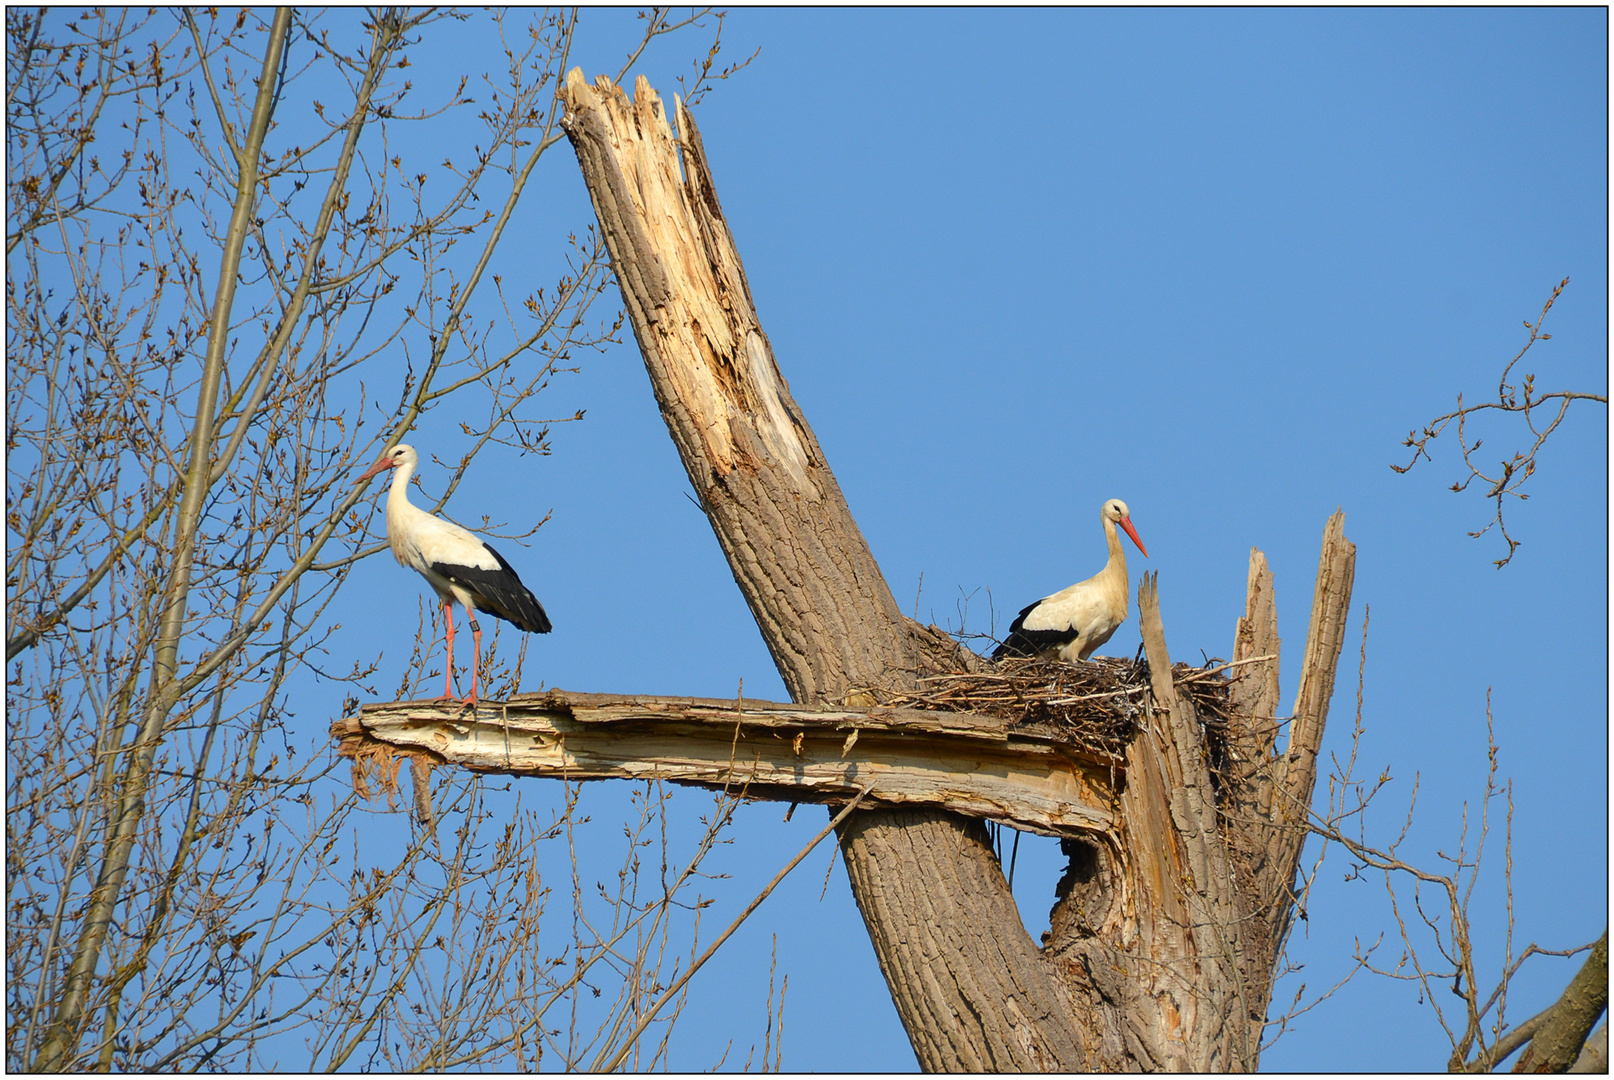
[993,498,1148,664]
[355,444,551,704]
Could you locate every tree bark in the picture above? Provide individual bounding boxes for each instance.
[556,71,1357,1071]
[1514,930,1608,1073]
[1568,1022,1607,1073]
[838,809,1084,1070]
[556,71,963,704]
[558,70,1078,1071]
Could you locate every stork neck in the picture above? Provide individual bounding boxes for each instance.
[386,458,420,522]
[1102,515,1127,578]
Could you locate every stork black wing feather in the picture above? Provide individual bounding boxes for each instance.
[991,599,1078,660]
[434,542,552,634]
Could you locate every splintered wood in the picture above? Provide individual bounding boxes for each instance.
[332,661,1243,841]
[331,685,1141,839]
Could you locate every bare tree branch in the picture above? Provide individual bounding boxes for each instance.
[32,14,297,1063]
[1392,277,1606,567]
[8,8,749,1070]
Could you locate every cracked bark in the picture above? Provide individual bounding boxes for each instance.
[557,71,1357,1071]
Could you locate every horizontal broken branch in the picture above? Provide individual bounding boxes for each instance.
[330,689,1123,838]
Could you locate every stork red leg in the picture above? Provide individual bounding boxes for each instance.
[438,598,459,700]
[463,615,482,706]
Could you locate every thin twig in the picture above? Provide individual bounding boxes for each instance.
[593,782,878,1072]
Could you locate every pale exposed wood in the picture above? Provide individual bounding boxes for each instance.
[1226,550,1281,855]
[558,70,953,703]
[1230,548,1282,740]
[1279,509,1355,814]
[1223,548,1287,1049]
[1264,510,1356,962]
[330,691,1120,837]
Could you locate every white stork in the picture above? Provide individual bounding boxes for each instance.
[993,498,1148,664]
[355,444,551,704]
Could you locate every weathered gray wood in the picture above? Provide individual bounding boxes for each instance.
[331,691,1120,837]
[1568,1020,1608,1073]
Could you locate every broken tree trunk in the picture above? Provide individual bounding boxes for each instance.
[557,69,1081,1070]
[461,70,1359,1071]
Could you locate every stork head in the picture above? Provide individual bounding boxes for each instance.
[1102,498,1148,558]
[354,443,418,485]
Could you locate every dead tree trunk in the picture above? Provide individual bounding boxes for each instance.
[548,70,1356,1071]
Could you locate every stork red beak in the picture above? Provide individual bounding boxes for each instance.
[1119,516,1148,558]
[354,452,397,486]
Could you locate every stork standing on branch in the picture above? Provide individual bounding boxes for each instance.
[355,444,552,704]
[993,498,1149,663]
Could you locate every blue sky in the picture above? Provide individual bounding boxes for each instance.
[336,8,1607,1071]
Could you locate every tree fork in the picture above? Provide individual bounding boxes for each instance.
[557,70,1356,1071]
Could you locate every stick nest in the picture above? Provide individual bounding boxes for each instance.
[857,655,1237,756]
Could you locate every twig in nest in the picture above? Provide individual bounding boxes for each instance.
[851,655,1235,757]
